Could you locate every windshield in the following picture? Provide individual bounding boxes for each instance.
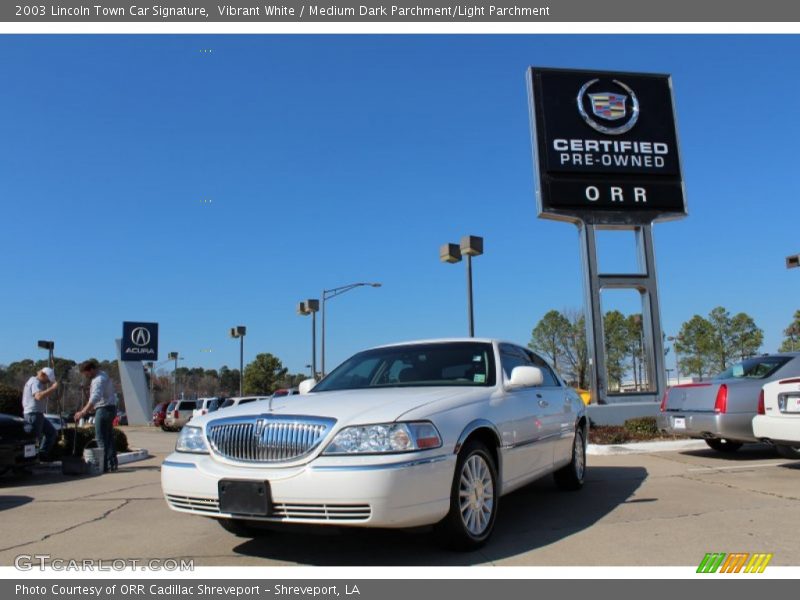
[714,356,792,380]
[313,342,496,392]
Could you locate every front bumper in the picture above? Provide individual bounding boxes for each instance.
[0,440,38,469]
[657,411,757,442]
[752,415,800,446]
[161,451,455,528]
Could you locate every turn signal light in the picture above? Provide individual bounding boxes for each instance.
[714,384,728,414]
[757,389,765,415]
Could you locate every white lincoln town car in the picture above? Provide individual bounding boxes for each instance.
[161,338,587,549]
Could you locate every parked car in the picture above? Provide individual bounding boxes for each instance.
[193,397,222,419]
[113,411,128,427]
[161,338,587,550]
[0,413,38,475]
[218,396,270,410]
[658,353,800,453]
[164,400,198,431]
[752,376,800,459]
[153,402,169,429]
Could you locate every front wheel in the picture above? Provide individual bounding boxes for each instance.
[705,438,743,453]
[435,440,498,551]
[776,445,800,460]
[554,427,586,491]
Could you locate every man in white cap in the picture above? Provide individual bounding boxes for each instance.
[22,367,60,459]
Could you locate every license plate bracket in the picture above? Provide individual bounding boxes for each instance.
[218,480,271,516]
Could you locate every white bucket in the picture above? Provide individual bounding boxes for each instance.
[83,444,104,475]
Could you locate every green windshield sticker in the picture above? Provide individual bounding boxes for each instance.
[474,374,486,383]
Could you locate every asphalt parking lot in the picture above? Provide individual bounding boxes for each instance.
[1,427,798,567]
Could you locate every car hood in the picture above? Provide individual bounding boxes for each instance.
[196,386,480,428]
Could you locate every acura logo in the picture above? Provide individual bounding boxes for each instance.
[130,327,151,347]
[577,78,640,135]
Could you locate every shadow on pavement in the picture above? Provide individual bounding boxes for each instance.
[0,495,33,511]
[232,465,647,565]
[680,444,780,462]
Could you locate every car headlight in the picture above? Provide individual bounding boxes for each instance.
[175,426,209,454]
[323,421,442,455]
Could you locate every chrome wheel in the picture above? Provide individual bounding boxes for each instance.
[436,440,498,550]
[554,426,586,491]
[459,454,495,536]
[573,430,586,480]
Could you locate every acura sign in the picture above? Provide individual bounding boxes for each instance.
[121,321,158,361]
[527,67,686,224]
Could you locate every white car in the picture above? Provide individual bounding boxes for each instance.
[219,396,271,410]
[192,397,222,419]
[161,338,587,550]
[752,377,800,459]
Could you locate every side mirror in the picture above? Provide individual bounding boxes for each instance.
[298,379,316,395]
[507,366,543,390]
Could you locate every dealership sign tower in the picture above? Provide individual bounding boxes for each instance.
[116,321,159,425]
[528,67,686,406]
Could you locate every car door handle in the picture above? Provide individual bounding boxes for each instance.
[538,399,549,408]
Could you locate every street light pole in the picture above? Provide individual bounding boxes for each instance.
[441,235,483,337]
[38,340,55,369]
[298,300,320,379]
[667,336,680,384]
[320,282,381,377]
[168,352,179,400]
[229,326,247,397]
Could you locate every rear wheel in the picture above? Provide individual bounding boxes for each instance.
[776,445,800,460]
[554,427,586,491]
[435,440,498,551]
[705,438,743,453]
[216,518,269,538]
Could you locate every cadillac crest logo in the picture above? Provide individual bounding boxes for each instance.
[577,78,639,135]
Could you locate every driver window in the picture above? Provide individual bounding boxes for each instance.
[525,350,560,387]
[499,344,532,380]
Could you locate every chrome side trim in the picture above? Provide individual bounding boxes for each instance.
[503,431,561,450]
[310,454,451,471]
[162,460,197,469]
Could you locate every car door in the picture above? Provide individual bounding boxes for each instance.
[498,344,554,483]
[525,349,574,465]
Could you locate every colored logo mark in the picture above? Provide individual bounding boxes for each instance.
[697,553,773,573]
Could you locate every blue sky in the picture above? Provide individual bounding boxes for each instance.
[1,35,797,374]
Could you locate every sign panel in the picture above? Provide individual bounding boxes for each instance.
[121,321,159,361]
[528,67,686,224]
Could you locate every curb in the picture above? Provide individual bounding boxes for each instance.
[588,439,708,456]
[36,448,151,470]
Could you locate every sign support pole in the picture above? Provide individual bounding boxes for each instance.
[579,222,666,405]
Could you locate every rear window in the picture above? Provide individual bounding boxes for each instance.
[166,402,176,411]
[178,401,197,410]
[220,399,234,408]
[714,357,792,380]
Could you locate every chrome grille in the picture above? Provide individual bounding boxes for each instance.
[206,415,335,463]
[272,503,372,521]
[166,494,220,514]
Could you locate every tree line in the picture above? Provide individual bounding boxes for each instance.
[530,306,798,388]
[0,352,309,412]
